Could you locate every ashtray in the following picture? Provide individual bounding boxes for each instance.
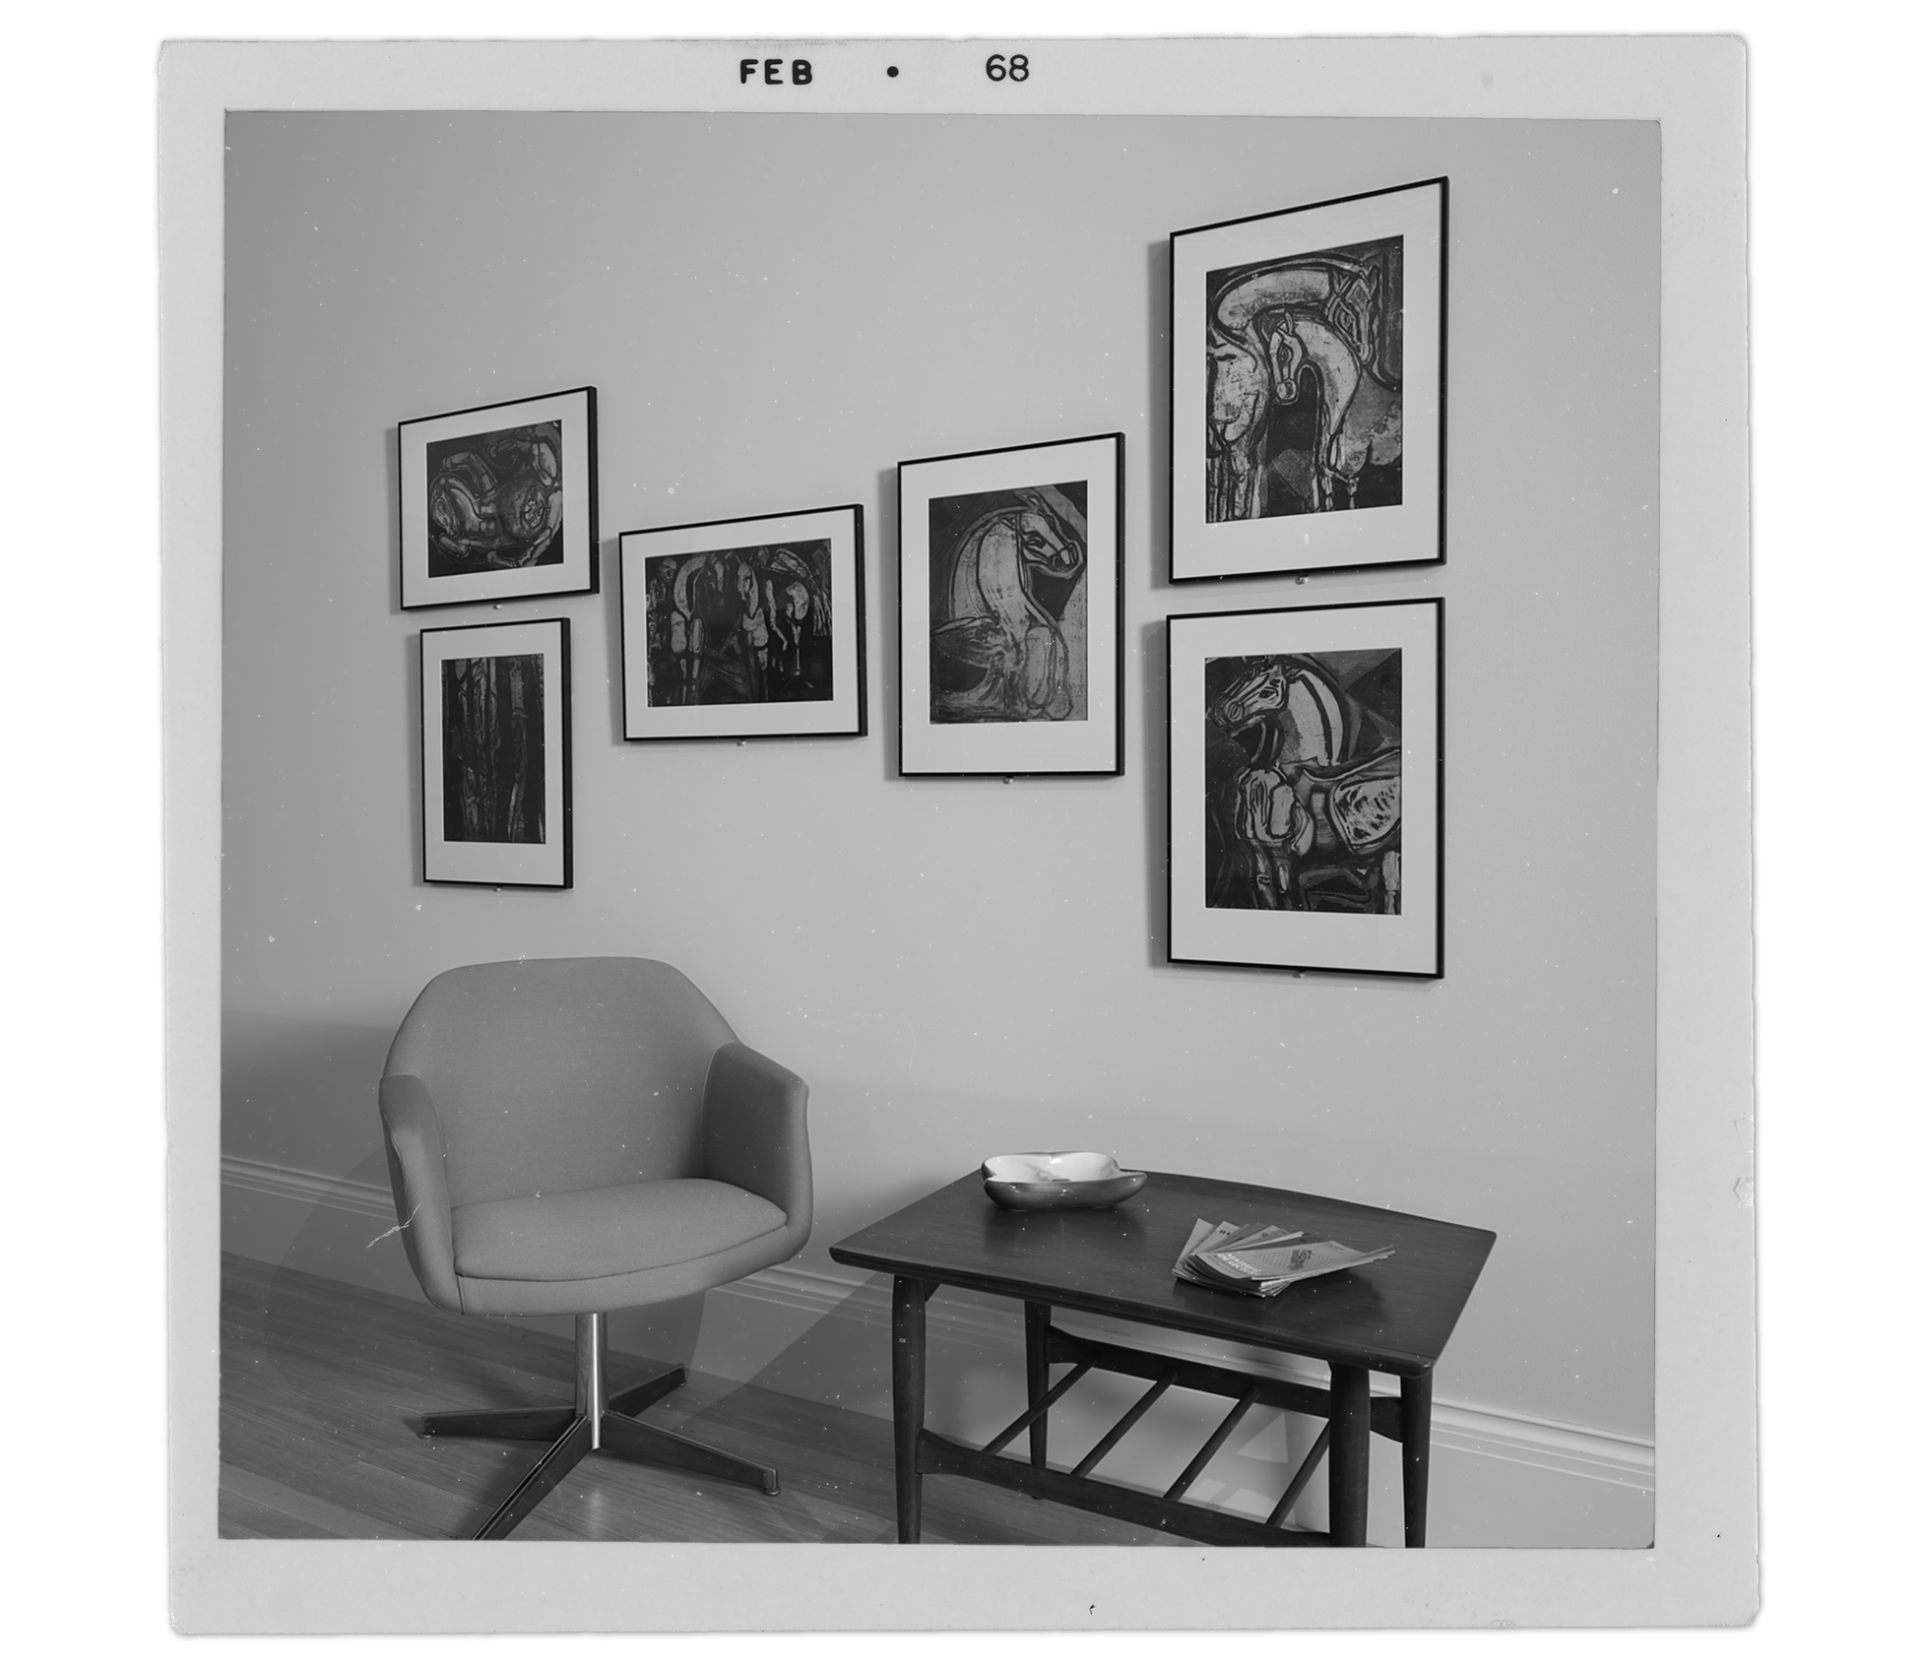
[981,1151,1147,1212]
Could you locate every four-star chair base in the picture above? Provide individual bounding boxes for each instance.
[420,1312,779,1539]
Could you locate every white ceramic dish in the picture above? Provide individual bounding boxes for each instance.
[980,1150,1147,1211]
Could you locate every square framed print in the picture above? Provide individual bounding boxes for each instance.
[618,505,866,740]
[399,386,597,609]
[897,432,1124,776]
[420,617,571,888]
[1170,178,1447,581]
[1167,598,1442,976]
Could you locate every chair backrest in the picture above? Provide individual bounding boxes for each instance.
[383,957,738,1206]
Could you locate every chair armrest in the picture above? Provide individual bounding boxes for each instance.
[700,1042,813,1245]
[377,1073,461,1312]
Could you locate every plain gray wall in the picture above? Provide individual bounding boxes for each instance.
[223,111,1659,1442]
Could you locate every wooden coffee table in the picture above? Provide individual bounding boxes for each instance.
[830,1170,1495,1547]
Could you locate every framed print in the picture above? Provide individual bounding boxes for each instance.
[399,386,597,609]
[618,505,866,740]
[420,617,571,888]
[1170,178,1447,581]
[1168,598,1442,976]
[897,432,1124,777]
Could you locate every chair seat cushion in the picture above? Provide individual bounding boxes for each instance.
[451,1178,788,1283]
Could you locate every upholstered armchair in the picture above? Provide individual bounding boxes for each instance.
[378,956,811,1538]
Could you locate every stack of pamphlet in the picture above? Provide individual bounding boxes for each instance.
[1173,1218,1395,1298]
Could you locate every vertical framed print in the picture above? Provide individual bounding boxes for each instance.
[1167,598,1442,976]
[1170,178,1447,581]
[618,505,866,740]
[897,432,1124,776]
[420,617,572,888]
[399,386,598,609]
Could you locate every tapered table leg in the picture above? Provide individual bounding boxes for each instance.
[473,1414,594,1540]
[1327,1363,1372,1548]
[1400,1369,1433,1548]
[892,1276,935,1543]
[1023,1301,1051,1470]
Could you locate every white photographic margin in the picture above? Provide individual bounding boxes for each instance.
[399,386,598,609]
[420,616,571,888]
[1171,179,1445,581]
[1169,599,1441,976]
[898,432,1123,776]
[618,505,866,740]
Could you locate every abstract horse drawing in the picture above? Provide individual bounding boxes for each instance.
[930,485,1087,724]
[1205,652,1403,913]
[651,543,833,707]
[1205,244,1402,523]
[427,422,564,574]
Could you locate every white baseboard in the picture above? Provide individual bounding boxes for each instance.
[222,1155,1653,1546]
[223,1153,394,1216]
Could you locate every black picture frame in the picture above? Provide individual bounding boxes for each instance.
[1166,597,1443,976]
[896,432,1125,778]
[1170,179,1448,582]
[617,505,867,741]
[398,386,598,610]
[419,617,572,889]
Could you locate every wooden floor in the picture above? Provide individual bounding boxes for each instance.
[220,1253,1191,1544]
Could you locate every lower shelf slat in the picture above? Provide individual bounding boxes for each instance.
[918,1433,1333,1548]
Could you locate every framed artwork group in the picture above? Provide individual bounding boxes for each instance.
[397,177,1449,971]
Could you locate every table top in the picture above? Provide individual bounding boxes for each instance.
[829,1170,1496,1377]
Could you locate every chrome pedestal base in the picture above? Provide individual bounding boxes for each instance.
[419,1313,780,1539]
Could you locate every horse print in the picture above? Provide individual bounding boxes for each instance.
[1205,236,1404,523]
[644,539,833,707]
[441,654,546,844]
[927,480,1088,725]
[1204,648,1403,913]
[425,421,564,575]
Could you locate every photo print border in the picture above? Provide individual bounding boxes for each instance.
[618,504,867,741]
[1167,597,1443,976]
[398,386,598,609]
[897,432,1125,777]
[1170,179,1447,582]
[420,616,572,889]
